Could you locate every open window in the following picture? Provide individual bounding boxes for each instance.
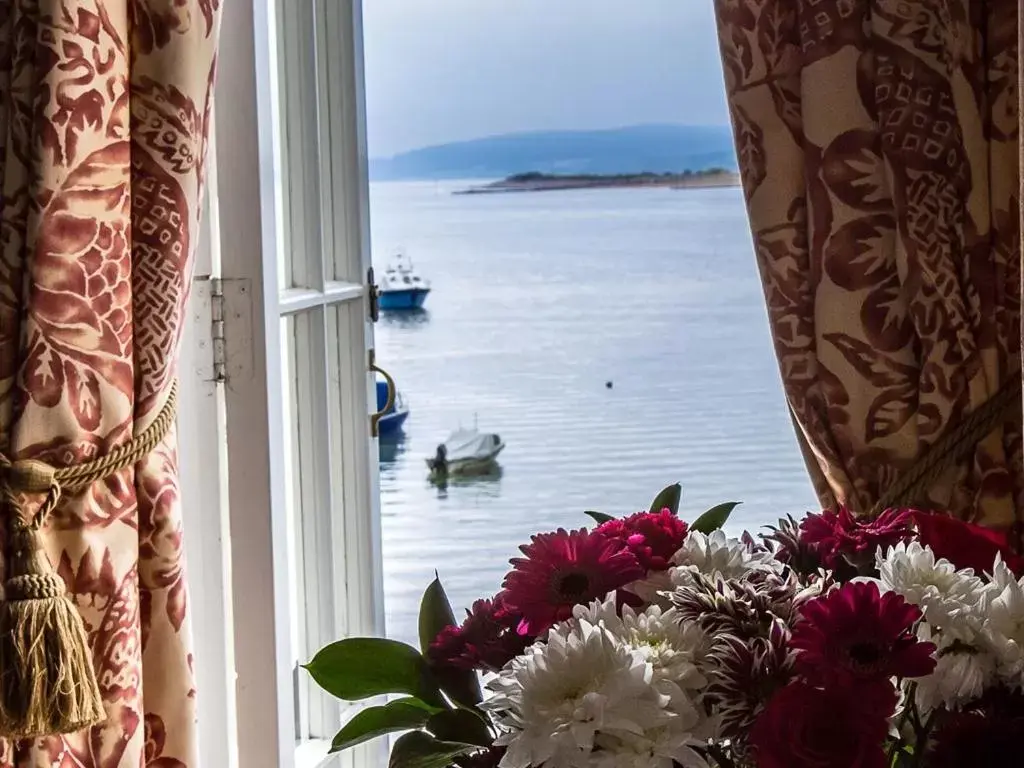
[178,2,385,767]
[177,2,820,767]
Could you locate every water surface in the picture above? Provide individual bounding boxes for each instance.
[370,181,817,645]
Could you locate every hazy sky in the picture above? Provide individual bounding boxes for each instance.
[362,1,730,157]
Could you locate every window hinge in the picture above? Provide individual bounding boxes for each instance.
[210,277,228,383]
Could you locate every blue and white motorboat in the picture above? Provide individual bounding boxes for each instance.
[376,379,410,435]
[378,253,431,311]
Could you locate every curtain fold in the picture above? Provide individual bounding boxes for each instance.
[714,1,1022,528]
[0,1,220,765]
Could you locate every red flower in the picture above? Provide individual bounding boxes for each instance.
[930,688,1024,768]
[500,528,644,635]
[914,512,1024,577]
[799,506,915,570]
[597,509,689,571]
[751,680,895,768]
[930,711,1024,768]
[792,581,935,686]
[428,596,530,672]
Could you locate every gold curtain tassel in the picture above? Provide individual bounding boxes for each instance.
[0,523,104,737]
[0,381,178,737]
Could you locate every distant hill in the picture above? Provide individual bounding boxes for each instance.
[369,125,737,181]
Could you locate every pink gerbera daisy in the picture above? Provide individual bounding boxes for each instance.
[597,509,689,572]
[499,528,644,635]
[792,581,935,686]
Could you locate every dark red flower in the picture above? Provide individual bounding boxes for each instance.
[930,711,1024,768]
[930,687,1024,768]
[597,508,689,571]
[799,506,915,570]
[792,581,935,686]
[914,511,1024,577]
[500,528,644,635]
[751,680,895,768]
[428,596,531,672]
[764,514,822,576]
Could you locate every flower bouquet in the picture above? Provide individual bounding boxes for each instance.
[305,484,1024,768]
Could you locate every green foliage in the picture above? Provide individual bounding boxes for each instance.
[419,576,458,654]
[304,638,445,708]
[691,502,741,534]
[329,698,441,752]
[388,732,477,768]
[418,577,483,706]
[426,708,492,747]
[650,483,682,515]
[584,510,615,525]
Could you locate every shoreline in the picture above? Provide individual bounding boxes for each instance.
[455,171,741,195]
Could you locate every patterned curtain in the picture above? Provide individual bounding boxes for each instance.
[714,2,1022,528]
[0,1,220,766]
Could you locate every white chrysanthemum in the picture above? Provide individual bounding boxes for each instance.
[573,598,710,697]
[623,571,675,607]
[628,531,777,604]
[915,622,996,712]
[486,615,706,768]
[877,542,991,637]
[673,530,777,580]
[591,726,710,768]
[984,557,1024,685]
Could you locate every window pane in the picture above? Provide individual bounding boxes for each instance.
[276,0,324,291]
[317,0,368,286]
[281,310,339,739]
[279,315,307,735]
[326,300,379,640]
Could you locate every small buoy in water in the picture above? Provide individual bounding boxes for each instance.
[605,381,613,389]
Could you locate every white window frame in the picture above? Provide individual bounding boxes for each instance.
[181,1,385,767]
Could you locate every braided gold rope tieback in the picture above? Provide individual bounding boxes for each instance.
[868,376,1021,519]
[0,381,178,738]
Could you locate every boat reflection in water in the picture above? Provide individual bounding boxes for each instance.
[378,433,407,466]
[431,463,504,498]
[378,308,430,330]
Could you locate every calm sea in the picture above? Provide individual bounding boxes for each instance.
[369,180,817,646]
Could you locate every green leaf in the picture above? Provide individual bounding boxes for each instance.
[426,708,492,747]
[388,731,476,768]
[430,665,483,709]
[419,576,458,654]
[886,744,914,768]
[692,502,741,534]
[418,576,483,706]
[330,698,441,753]
[650,483,682,515]
[584,510,615,525]
[304,638,444,707]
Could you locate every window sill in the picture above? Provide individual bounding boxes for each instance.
[296,739,333,768]
[296,738,387,768]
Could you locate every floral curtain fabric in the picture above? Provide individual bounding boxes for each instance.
[714,1,1022,528]
[0,1,220,765]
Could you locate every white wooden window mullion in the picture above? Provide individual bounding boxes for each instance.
[300,307,346,738]
[212,0,299,764]
[179,125,240,768]
[272,0,382,765]
[278,0,324,291]
[321,0,373,284]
